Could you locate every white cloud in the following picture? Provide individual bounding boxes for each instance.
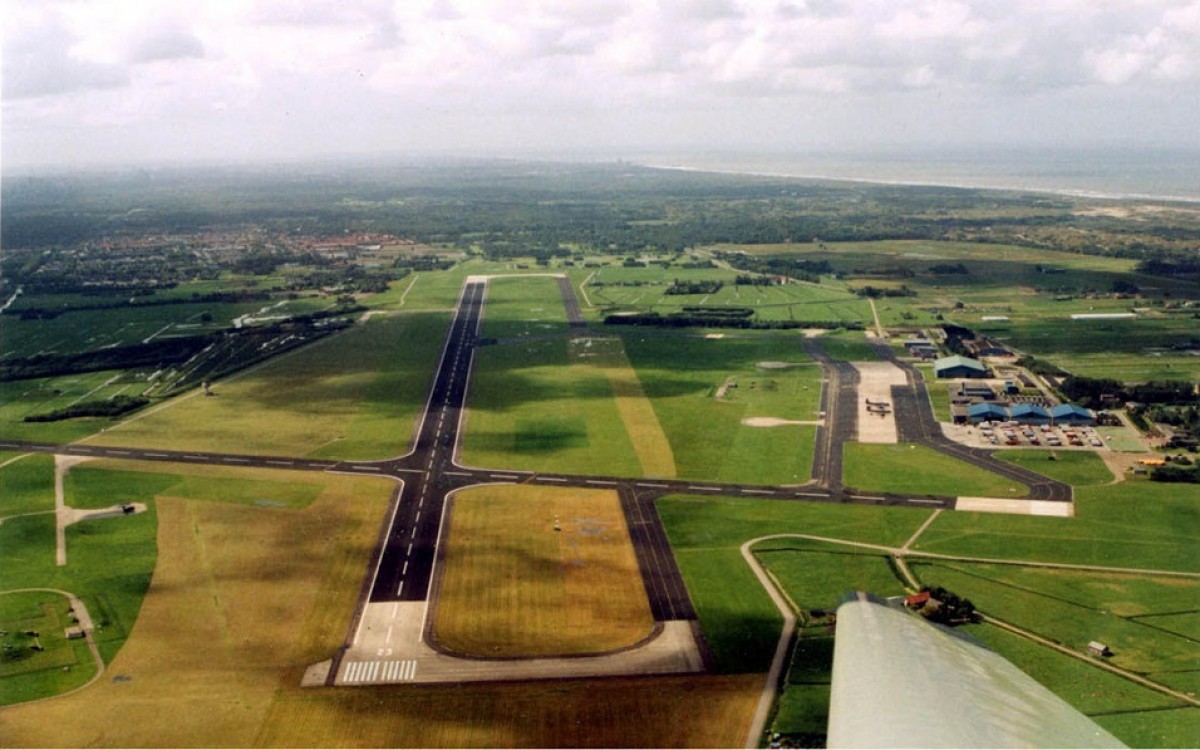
[3,0,1198,168]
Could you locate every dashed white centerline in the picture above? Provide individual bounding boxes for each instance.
[402,561,409,574]
[638,482,670,488]
[586,479,617,486]
[491,474,519,480]
[909,498,944,505]
[355,466,383,472]
[223,457,249,463]
[266,460,294,466]
[538,477,568,483]
[407,543,414,555]
[145,453,168,458]
[688,485,721,491]
[107,450,131,456]
[414,511,421,523]
[742,489,775,495]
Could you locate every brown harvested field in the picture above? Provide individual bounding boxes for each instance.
[430,484,656,658]
[0,470,395,748]
[254,672,763,748]
[2,464,764,748]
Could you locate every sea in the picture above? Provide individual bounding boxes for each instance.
[634,146,1200,203]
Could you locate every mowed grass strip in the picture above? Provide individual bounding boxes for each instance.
[581,336,676,478]
[843,442,1027,497]
[431,484,654,657]
[91,313,450,460]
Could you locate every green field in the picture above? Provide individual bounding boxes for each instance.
[995,449,1114,486]
[0,370,155,443]
[909,562,1199,674]
[843,442,1027,497]
[462,338,644,476]
[0,454,56,517]
[915,480,1200,572]
[0,591,98,703]
[478,275,570,340]
[90,313,449,459]
[623,334,821,484]
[659,495,929,673]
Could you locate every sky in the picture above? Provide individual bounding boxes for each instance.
[3,0,1199,171]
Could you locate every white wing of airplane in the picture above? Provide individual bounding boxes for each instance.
[827,595,1125,749]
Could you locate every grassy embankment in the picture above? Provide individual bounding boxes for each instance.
[431,484,654,657]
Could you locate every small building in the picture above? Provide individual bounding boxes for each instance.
[935,355,988,379]
[1088,641,1111,657]
[959,383,996,400]
[1051,403,1095,426]
[967,403,1009,424]
[904,591,932,608]
[1009,403,1052,425]
[64,627,85,640]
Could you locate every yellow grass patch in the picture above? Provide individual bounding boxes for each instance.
[431,484,655,658]
[0,471,393,748]
[581,337,675,477]
[255,673,764,748]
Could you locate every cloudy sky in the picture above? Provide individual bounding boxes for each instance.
[4,0,1199,170]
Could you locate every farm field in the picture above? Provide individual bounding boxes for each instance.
[659,495,929,673]
[0,460,395,736]
[909,562,1200,674]
[842,442,1027,497]
[430,484,654,657]
[0,370,155,443]
[622,334,821,484]
[88,313,450,460]
[914,480,1200,572]
[964,624,1199,747]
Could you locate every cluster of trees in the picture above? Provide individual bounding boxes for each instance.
[928,262,969,275]
[604,310,859,330]
[6,289,272,319]
[1151,460,1199,483]
[664,279,723,295]
[852,285,916,298]
[1061,376,1198,409]
[914,587,978,625]
[24,395,149,422]
[716,252,830,284]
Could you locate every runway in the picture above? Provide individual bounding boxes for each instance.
[2,271,1072,687]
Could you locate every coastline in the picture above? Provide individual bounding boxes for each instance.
[637,161,1200,205]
